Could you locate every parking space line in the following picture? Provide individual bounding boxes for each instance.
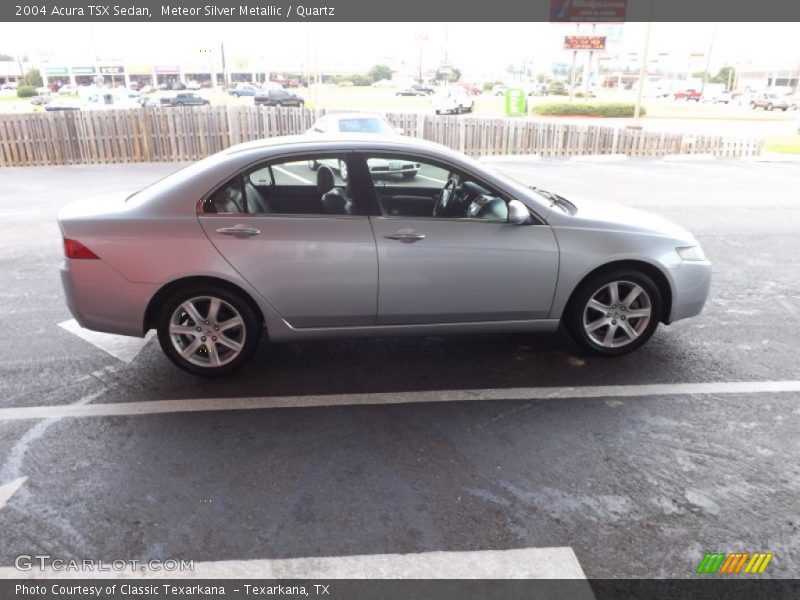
[1,380,799,422]
[274,165,313,185]
[417,174,448,184]
[0,547,588,580]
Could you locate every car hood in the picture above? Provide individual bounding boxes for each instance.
[557,195,697,243]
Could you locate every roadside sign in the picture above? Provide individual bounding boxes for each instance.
[505,89,526,116]
[550,0,627,22]
[564,35,607,51]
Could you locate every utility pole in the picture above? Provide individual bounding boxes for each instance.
[568,23,579,103]
[701,26,716,95]
[220,42,227,88]
[634,21,653,120]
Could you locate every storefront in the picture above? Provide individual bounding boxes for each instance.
[72,66,96,86]
[43,66,70,89]
[154,65,182,87]
[127,64,156,89]
[99,65,125,87]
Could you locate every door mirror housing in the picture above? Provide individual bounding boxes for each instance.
[507,199,533,225]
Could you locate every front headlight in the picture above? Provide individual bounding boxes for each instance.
[676,245,707,261]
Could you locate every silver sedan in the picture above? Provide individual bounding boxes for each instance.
[58,135,711,376]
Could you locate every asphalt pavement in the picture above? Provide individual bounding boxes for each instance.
[0,156,798,579]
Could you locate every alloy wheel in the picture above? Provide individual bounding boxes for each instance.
[582,281,652,348]
[168,296,246,368]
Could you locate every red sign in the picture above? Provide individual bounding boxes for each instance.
[564,35,607,50]
[551,0,627,22]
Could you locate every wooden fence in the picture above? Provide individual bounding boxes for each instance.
[0,106,763,167]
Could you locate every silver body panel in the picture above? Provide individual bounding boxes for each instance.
[58,135,711,342]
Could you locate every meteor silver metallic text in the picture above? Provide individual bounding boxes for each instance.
[58,135,711,376]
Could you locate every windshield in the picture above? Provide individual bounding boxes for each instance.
[337,118,395,134]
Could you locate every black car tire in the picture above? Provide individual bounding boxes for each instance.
[308,160,319,171]
[767,104,774,111]
[157,284,261,378]
[402,171,417,180]
[564,269,662,357]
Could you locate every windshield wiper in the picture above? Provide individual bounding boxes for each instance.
[529,186,576,212]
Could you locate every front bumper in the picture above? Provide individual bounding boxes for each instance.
[668,260,712,323]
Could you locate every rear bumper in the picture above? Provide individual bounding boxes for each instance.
[60,259,157,337]
[668,260,712,323]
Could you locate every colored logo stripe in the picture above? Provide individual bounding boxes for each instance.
[697,552,773,574]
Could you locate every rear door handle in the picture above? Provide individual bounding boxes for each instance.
[216,225,261,237]
[385,230,426,242]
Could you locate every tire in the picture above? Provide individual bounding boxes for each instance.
[308,159,319,171]
[338,159,349,182]
[231,92,239,97]
[275,101,283,108]
[402,171,417,180]
[767,104,774,111]
[564,270,662,357]
[435,110,441,115]
[156,284,261,377]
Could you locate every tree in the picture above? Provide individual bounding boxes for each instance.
[712,66,735,87]
[0,53,14,61]
[368,64,392,83]
[23,68,42,87]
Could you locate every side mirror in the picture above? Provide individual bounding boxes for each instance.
[508,199,533,225]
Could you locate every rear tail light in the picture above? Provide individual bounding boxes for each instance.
[63,239,99,260]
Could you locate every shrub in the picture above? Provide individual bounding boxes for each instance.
[17,85,36,98]
[349,74,373,87]
[531,102,644,118]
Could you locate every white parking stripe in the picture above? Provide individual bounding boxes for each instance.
[0,477,27,512]
[274,165,313,185]
[1,380,798,422]
[416,174,448,184]
[0,547,587,580]
[59,319,155,363]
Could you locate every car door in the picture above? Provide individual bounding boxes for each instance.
[198,153,378,328]
[362,153,559,325]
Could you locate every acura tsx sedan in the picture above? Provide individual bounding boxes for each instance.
[58,135,711,376]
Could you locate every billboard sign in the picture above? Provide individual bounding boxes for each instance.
[551,0,627,22]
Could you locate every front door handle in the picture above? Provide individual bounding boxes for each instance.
[385,230,426,242]
[216,225,261,237]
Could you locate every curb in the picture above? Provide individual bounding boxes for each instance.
[570,154,628,162]
[662,153,717,162]
[479,154,541,163]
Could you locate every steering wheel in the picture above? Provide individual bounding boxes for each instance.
[433,174,458,217]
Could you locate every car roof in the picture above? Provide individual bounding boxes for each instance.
[224,133,457,158]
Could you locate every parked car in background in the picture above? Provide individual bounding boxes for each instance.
[57,84,76,95]
[703,90,742,104]
[30,95,52,106]
[135,96,161,108]
[44,99,81,111]
[458,82,482,96]
[396,87,428,96]
[57,135,711,376]
[160,92,210,107]
[228,83,259,97]
[673,89,702,101]
[254,89,305,107]
[371,79,394,88]
[433,88,475,114]
[140,84,155,94]
[306,113,413,181]
[186,80,202,90]
[0,82,18,90]
[492,84,508,96]
[750,92,794,111]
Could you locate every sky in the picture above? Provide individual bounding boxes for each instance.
[1,22,798,77]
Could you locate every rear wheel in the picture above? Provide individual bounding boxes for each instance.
[565,270,662,356]
[402,171,417,180]
[767,103,774,111]
[308,159,319,171]
[157,285,260,377]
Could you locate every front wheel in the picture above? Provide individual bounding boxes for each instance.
[565,271,662,356]
[157,285,261,377]
[308,159,319,171]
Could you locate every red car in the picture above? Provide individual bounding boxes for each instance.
[674,89,702,101]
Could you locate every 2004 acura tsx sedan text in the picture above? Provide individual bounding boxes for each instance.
[58,135,711,377]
